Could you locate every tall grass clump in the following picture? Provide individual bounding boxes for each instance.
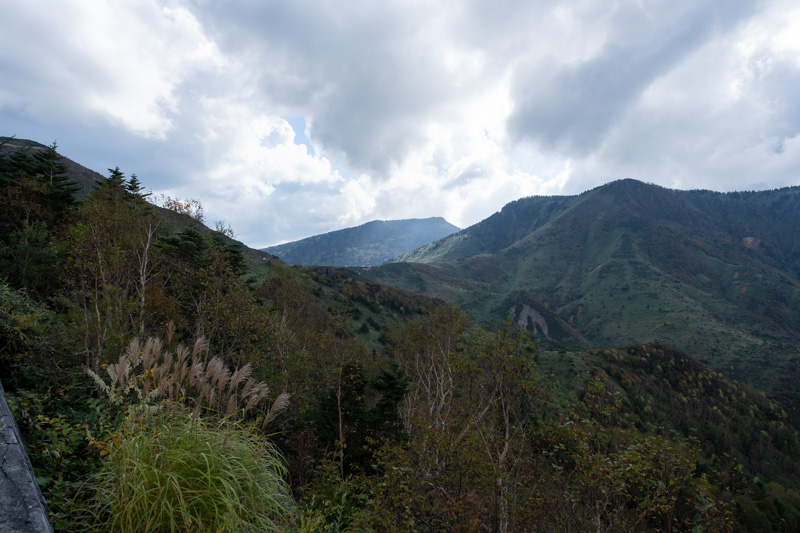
[89,415,293,532]
[83,333,294,531]
[88,335,290,426]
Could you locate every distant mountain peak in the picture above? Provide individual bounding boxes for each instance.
[262,217,460,266]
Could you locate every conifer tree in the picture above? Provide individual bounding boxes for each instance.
[0,146,35,183]
[101,166,126,191]
[126,173,149,199]
[31,141,81,214]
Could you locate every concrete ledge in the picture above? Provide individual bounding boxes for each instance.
[0,378,54,532]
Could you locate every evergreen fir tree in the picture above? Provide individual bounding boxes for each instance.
[0,146,35,186]
[212,231,247,276]
[105,166,126,189]
[126,173,150,198]
[31,141,81,214]
[91,166,130,207]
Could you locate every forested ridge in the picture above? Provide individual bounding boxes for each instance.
[2,139,800,531]
[371,179,800,394]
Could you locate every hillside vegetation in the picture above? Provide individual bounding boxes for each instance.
[366,179,800,392]
[3,139,800,531]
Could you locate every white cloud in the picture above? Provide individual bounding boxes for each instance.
[564,0,800,192]
[2,0,799,248]
[152,98,345,246]
[0,0,224,138]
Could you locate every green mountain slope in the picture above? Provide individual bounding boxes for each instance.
[363,179,800,391]
[261,217,459,266]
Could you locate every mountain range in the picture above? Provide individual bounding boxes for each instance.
[261,217,459,266]
[358,179,800,392]
[7,135,799,392]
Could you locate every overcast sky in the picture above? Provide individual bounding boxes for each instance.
[2,0,799,248]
